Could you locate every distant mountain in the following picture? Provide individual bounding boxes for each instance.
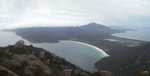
[14,22,121,43]
[109,26,133,32]
[80,23,119,34]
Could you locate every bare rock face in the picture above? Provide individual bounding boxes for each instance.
[15,40,25,48]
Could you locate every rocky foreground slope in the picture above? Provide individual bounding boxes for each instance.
[0,42,92,76]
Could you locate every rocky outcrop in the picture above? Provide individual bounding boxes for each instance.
[0,65,19,76]
[0,43,91,76]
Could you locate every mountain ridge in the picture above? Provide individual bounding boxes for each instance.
[14,22,122,43]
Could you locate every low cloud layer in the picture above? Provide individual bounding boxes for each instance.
[0,0,150,29]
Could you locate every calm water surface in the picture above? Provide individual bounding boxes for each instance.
[113,29,150,42]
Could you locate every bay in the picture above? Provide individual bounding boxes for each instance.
[0,30,108,72]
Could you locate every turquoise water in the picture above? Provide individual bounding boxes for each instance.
[0,30,108,72]
[35,41,109,72]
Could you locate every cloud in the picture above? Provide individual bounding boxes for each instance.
[0,0,150,29]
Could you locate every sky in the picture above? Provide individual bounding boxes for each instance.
[0,0,150,29]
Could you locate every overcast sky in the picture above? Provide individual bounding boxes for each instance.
[0,0,150,29]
